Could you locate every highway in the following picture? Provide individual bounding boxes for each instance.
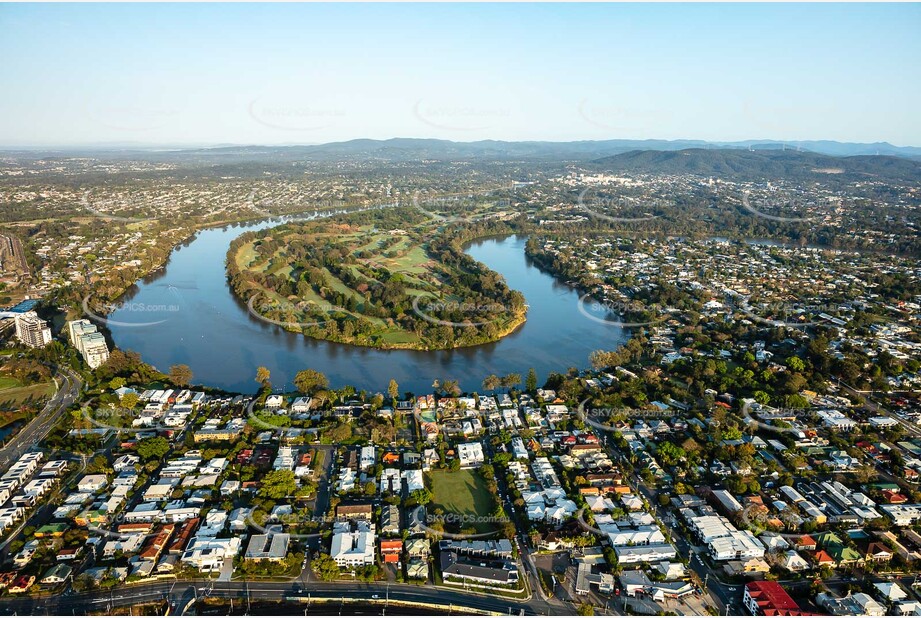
[0,579,556,615]
[0,366,82,470]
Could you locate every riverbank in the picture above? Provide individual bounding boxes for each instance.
[225,210,529,351]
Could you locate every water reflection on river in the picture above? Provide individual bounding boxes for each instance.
[108,220,628,394]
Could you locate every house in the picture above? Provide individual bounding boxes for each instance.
[245,533,290,562]
[56,547,82,562]
[229,508,252,532]
[812,550,836,567]
[380,504,401,536]
[439,549,518,586]
[615,544,677,564]
[8,575,35,594]
[457,442,485,468]
[847,593,887,616]
[330,521,376,567]
[794,534,817,551]
[40,564,72,585]
[422,448,439,471]
[380,539,403,563]
[874,581,908,603]
[863,542,893,563]
[405,538,430,559]
[336,503,373,521]
[655,561,688,581]
[360,446,376,471]
[113,454,140,472]
[13,540,41,568]
[180,537,241,572]
[265,395,284,410]
[743,581,802,615]
[407,558,428,580]
[759,532,790,552]
[77,474,108,493]
[723,557,770,578]
[780,550,810,572]
[817,592,886,617]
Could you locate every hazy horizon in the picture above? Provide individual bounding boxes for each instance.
[2,3,919,148]
[2,135,921,153]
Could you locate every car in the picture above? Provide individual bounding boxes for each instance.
[371,594,380,599]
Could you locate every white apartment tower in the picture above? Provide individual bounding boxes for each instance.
[14,311,52,348]
[67,319,110,369]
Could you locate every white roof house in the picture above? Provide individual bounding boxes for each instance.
[330,521,376,567]
[457,442,485,468]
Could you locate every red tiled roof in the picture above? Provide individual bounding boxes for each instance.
[746,581,800,614]
[813,550,835,564]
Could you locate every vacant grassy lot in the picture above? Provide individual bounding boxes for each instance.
[0,381,53,411]
[428,469,496,532]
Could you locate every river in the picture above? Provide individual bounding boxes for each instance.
[106,219,628,394]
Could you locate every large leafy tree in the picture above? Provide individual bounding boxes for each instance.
[255,366,271,388]
[294,369,329,394]
[312,554,341,581]
[388,379,399,403]
[169,364,193,387]
[136,436,169,461]
[258,469,297,500]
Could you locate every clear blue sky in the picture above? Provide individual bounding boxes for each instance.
[1,3,919,147]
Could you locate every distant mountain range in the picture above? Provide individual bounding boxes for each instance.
[169,138,921,162]
[6,137,921,161]
[590,148,921,183]
[5,138,920,183]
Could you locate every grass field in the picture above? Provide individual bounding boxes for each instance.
[0,381,53,411]
[428,469,496,532]
[0,376,21,390]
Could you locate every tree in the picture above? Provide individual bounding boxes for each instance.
[501,373,521,392]
[410,488,434,505]
[294,369,329,394]
[136,436,169,461]
[577,604,595,616]
[442,379,461,397]
[259,470,297,500]
[311,554,340,581]
[169,364,193,387]
[526,367,538,392]
[388,379,399,403]
[255,366,271,388]
[109,377,126,390]
[482,374,500,393]
[120,392,139,409]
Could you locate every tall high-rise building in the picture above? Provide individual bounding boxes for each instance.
[67,319,110,369]
[14,311,52,348]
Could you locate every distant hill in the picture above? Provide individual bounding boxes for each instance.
[8,137,921,163]
[590,148,921,182]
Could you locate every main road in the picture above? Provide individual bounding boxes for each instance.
[0,579,560,615]
[0,365,83,470]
